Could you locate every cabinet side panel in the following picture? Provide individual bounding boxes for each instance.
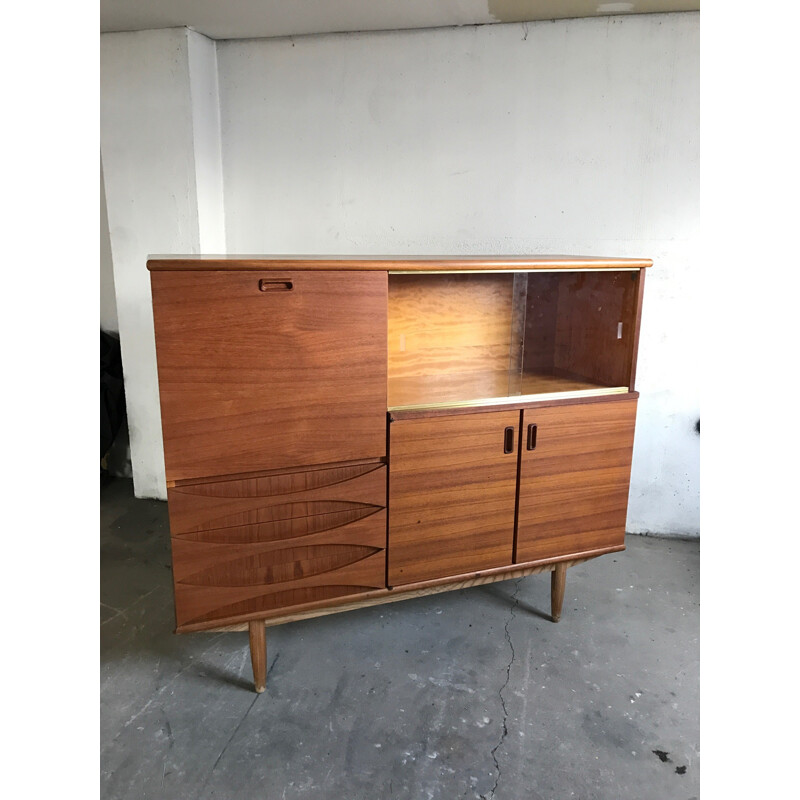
[388,411,518,586]
[516,398,637,563]
[150,270,387,481]
[627,268,646,391]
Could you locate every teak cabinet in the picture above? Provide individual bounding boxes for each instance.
[148,255,650,692]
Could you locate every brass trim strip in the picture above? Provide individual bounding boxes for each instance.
[388,385,629,413]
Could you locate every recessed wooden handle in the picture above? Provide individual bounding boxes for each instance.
[259,279,293,292]
[527,424,537,451]
[504,426,515,454]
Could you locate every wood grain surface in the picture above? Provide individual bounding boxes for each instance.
[386,270,641,410]
[515,398,637,563]
[551,271,640,388]
[149,257,649,639]
[388,370,614,410]
[167,462,386,535]
[388,273,514,381]
[387,410,519,586]
[388,391,638,421]
[190,553,613,633]
[249,620,266,692]
[627,268,646,391]
[521,273,561,374]
[150,270,387,482]
[551,562,567,622]
[148,255,654,272]
[170,463,387,629]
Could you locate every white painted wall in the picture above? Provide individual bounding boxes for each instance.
[217,12,700,535]
[101,27,225,499]
[100,159,117,334]
[101,13,699,534]
[187,30,226,252]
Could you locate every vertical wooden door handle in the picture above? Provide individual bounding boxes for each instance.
[527,423,537,451]
[503,426,515,454]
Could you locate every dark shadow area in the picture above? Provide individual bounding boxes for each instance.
[196,663,256,693]
[479,582,553,622]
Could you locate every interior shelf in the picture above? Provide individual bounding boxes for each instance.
[388,370,624,411]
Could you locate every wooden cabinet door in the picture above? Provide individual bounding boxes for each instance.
[151,270,387,482]
[516,398,637,563]
[387,410,519,586]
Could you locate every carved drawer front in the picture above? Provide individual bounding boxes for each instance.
[168,463,387,629]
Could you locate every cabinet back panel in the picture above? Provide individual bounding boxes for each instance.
[151,270,387,481]
[522,273,560,374]
[388,274,514,379]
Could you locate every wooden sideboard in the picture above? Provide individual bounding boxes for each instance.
[148,255,650,692]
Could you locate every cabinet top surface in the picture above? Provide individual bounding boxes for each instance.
[147,255,652,272]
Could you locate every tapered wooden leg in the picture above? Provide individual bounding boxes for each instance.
[249,620,267,693]
[551,563,567,623]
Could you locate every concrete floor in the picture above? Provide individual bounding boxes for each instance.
[101,477,699,800]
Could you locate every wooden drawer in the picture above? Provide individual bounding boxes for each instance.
[168,463,387,629]
[167,462,386,535]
